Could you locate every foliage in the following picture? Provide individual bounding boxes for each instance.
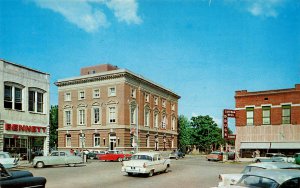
[49,105,58,149]
[178,115,191,151]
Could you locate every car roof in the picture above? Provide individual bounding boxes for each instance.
[133,152,161,156]
[243,169,300,184]
[248,162,300,169]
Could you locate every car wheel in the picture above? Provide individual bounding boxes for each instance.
[36,161,44,168]
[118,158,123,162]
[68,163,76,167]
[148,170,154,177]
[164,165,170,173]
[256,159,261,163]
[127,172,133,176]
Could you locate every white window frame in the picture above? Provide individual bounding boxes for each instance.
[130,104,137,125]
[171,103,175,111]
[162,114,167,129]
[79,134,85,148]
[108,106,117,123]
[94,134,100,147]
[154,112,159,128]
[78,91,85,100]
[92,107,101,125]
[171,116,176,130]
[78,108,86,126]
[144,107,150,127]
[4,84,24,111]
[28,88,45,113]
[64,110,72,127]
[93,89,100,99]
[65,92,71,101]
[145,93,150,102]
[108,86,116,97]
[66,135,71,147]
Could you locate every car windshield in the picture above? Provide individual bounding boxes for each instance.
[241,166,265,173]
[131,155,152,161]
[236,175,279,188]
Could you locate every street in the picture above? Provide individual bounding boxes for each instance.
[22,155,247,188]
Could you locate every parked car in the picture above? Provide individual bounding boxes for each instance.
[169,149,185,160]
[207,151,223,161]
[0,163,46,188]
[98,150,132,162]
[218,162,300,187]
[253,153,295,163]
[294,153,300,165]
[0,152,19,169]
[87,150,106,160]
[122,152,171,177]
[233,169,300,188]
[32,150,83,168]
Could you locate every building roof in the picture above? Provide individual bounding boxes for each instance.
[55,68,180,99]
[0,59,49,75]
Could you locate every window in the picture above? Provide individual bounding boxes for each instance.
[108,87,116,97]
[146,136,150,148]
[246,107,254,125]
[172,116,176,130]
[79,134,85,148]
[4,84,23,110]
[78,109,86,125]
[154,97,158,105]
[171,103,175,111]
[131,88,136,98]
[109,107,116,123]
[94,134,100,147]
[282,105,291,124]
[130,105,137,124]
[262,106,271,125]
[66,135,71,147]
[65,92,71,101]
[78,91,85,100]
[65,110,72,126]
[162,114,167,129]
[93,107,100,124]
[28,89,44,113]
[144,107,150,127]
[162,99,166,108]
[154,112,159,128]
[145,93,150,102]
[93,89,100,98]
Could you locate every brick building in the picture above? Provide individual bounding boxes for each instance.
[235,84,300,157]
[55,64,180,152]
[0,59,50,159]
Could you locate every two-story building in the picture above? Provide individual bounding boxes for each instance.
[235,84,300,157]
[55,64,180,152]
[0,59,50,159]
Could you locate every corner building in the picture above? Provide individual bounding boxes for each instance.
[0,59,50,158]
[55,64,180,152]
[235,84,300,157]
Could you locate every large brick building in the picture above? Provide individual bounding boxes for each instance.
[55,64,180,152]
[235,84,300,157]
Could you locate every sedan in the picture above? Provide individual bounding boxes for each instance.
[0,163,46,188]
[0,152,19,169]
[169,149,185,160]
[98,150,132,162]
[206,151,223,161]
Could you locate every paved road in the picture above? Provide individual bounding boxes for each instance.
[23,155,247,188]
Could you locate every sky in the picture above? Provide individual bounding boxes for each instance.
[1,0,299,131]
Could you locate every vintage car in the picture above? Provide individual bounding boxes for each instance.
[233,169,300,188]
[122,152,171,177]
[32,150,83,168]
[253,152,295,163]
[87,150,106,160]
[0,163,46,188]
[0,152,19,169]
[206,151,223,161]
[98,150,132,162]
[218,162,300,187]
[169,149,185,160]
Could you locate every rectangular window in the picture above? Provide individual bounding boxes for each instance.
[93,89,100,98]
[65,110,71,126]
[93,107,100,124]
[154,97,158,106]
[246,107,254,125]
[130,107,136,124]
[66,135,71,147]
[282,105,291,124]
[65,92,71,101]
[262,106,271,125]
[108,87,116,97]
[109,107,116,123]
[28,91,35,112]
[162,115,166,129]
[154,113,158,128]
[94,134,100,147]
[171,104,175,111]
[79,91,85,100]
[37,92,43,113]
[78,109,85,125]
[145,110,150,127]
[14,87,22,110]
[4,85,13,109]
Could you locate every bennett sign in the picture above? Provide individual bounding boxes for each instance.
[5,123,46,133]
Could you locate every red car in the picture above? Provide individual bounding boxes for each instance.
[98,150,132,162]
[206,151,223,161]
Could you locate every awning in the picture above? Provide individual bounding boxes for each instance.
[240,142,300,149]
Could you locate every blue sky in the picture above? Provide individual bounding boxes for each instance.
[1,0,299,131]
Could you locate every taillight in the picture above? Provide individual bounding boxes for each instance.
[143,163,147,168]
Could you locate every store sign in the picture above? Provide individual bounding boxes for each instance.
[223,109,236,140]
[5,123,46,133]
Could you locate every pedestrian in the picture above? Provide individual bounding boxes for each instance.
[70,149,74,155]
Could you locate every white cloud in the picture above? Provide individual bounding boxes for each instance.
[246,0,283,18]
[33,0,142,33]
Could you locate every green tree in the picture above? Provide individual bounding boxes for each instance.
[178,115,191,152]
[49,105,58,149]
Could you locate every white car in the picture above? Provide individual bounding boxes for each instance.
[0,152,19,168]
[218,162,300,187]
[121,152,171,177]
[253,153,295,163]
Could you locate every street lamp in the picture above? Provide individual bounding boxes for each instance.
[80,132,85,162]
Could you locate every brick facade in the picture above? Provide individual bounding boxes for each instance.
[55,64,180,152]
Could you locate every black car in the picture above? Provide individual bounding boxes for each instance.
[0,163,46,188]
[169,149,185,159]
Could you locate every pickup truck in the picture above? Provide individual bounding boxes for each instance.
[253,153,295,163]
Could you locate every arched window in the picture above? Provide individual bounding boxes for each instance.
[94,133,100,147]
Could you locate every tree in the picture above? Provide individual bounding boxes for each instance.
[178,115,191,152]
[190,115,224,153]
[49,105,58,149]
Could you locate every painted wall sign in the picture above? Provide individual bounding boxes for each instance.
[5,123,46,133]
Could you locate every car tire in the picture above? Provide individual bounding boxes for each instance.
[36,161,44,168]
[164,165,170,173]
[68,163,76,167]
[148,170,154,177]
[118,158,123,162]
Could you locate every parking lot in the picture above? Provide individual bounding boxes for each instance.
[17,155,247,188]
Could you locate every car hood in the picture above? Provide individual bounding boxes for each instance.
[219,174,243,186]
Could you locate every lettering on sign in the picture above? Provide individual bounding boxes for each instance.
[223,109,236,140]
[5,123,46,133]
